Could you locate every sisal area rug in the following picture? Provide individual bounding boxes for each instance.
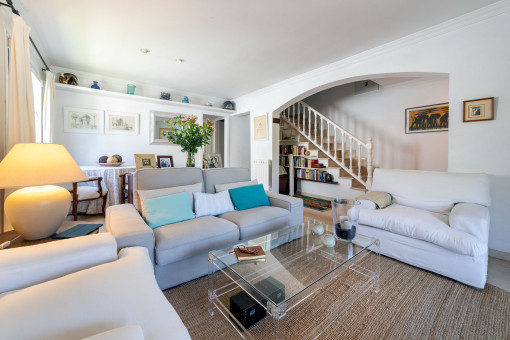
[294,194,332,211]
[164,255,510,339]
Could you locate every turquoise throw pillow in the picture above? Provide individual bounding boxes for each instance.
[141,191,195,229]
[228,184,270,211]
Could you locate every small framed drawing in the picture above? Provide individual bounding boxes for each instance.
[208,153,223,168]
[405,103,449,134]
[463,97,494,122]
[134,154,157,169]
[157,155,174,168]
[254,114,268,140]
[105,111,140,135]
[63,107,104,134]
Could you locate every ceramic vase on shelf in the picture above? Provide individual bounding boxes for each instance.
[90,81,100,90]
[127,84,136,95]
[186,152,195,167]
[332,199,360,241]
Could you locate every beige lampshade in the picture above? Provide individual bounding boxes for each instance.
[0,143,88,188]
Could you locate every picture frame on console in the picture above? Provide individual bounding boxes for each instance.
[208,153,223,168]
[405,103,449,134]
[157,155,174,168]
[134,154,157,169]
[463,97,494,122]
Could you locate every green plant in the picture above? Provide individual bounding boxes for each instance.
[164,115,215,166]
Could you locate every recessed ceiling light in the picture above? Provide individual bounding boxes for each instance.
[140,48,150,53]
[176,58,184,63]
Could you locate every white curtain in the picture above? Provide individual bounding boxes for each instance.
[6,13,35,151]
[0,9,7,233]
[42,70,54,143]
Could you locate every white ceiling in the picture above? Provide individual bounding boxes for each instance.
[19,0,498,99]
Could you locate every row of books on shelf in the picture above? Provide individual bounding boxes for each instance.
[296,168,328,182]
[279,145,306,155]
[279,156,319,168]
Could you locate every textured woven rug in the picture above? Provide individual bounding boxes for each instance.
[164,255,510,339]
[294,194,331,211]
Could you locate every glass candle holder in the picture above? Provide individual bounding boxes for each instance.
[332,199,360,241]
[127,84,136,95]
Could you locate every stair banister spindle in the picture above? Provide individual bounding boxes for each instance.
[327,122,330,154]
[349,137,353,171]
[358,142,361,179]
[297,103,301,130]
[341,131,345,165]
[314,113,317,142]
[334,127,337,162]
[367,137,373,189]
[308,109,312,138]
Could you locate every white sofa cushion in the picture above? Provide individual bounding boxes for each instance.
[371,169,491,210]
[193,191,234,217]
[0,233,117,294]
[359,204,487,257]
[81,325,144,340]
[0,247,191,340]
[449,203,490,244]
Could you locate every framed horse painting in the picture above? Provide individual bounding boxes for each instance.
[405,103,449,134]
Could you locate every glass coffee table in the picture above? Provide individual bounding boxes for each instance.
[208,220,380,339]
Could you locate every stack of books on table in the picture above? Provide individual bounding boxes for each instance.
[234,246,266,263]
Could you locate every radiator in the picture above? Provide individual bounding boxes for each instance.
[252,159,272,190]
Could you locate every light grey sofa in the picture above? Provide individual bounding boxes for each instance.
[106,167,303,290]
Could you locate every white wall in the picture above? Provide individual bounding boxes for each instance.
[235,2,510,253]
[53,86,231,167]
[304,77,449,171]
[229,114,251,169]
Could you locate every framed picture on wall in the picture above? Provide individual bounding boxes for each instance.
[254,114,268,140]
[63,107,104,134]
[105,111,140,135]
[150,111,181,145]
[463,97,494,122]
[405,103,449,134]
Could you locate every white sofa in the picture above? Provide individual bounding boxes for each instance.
[358,168,491,289]
[0,234,191,340]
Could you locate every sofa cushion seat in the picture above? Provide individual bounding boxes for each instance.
[220,206,291,240]
[154,216,239,266]
[359,204,487,257]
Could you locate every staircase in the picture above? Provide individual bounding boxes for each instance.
[280,101,374,195]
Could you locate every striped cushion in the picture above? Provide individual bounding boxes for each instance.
[193,191,234,218]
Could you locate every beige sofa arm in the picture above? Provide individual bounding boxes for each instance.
[105,204,156,263]
[266,191,304,226]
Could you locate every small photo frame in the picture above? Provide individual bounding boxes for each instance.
[105,111,140,135]
[159,128,172,139]
[463,97,494,122]
[134,154,157,169]
[63,107,104,134]
[208,153,223,168]
[157,155,174,168]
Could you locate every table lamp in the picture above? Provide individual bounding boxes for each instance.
[0,143,88,240]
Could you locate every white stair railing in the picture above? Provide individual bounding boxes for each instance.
[280,101,374,189]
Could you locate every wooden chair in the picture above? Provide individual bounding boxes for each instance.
[119,173,130,204]
[67,177,108,221]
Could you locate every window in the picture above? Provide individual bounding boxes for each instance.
[31,71,42,142]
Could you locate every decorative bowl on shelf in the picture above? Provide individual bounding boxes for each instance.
[96,162,125,167]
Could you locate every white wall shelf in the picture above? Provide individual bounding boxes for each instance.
[55,83,236,115]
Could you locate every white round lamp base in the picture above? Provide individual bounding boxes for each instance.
[5,185,71,240]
